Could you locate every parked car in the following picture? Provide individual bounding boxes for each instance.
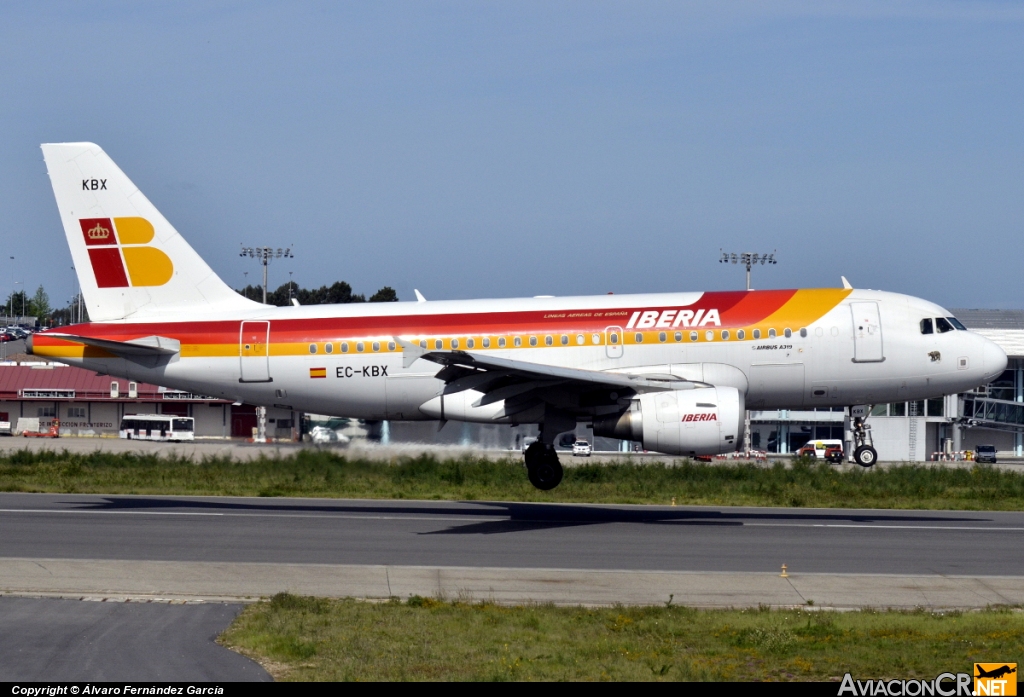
[572,440,592,457]
[974,444,997,464]
[0,333,13,342]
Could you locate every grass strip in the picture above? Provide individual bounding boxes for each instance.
[220,593,1024,681]
[2,448,1024,509]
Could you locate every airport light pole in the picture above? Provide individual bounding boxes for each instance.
[238,246,293,445]
[719,250,777,291]
[718,250,777,456]
[239,246,294,304]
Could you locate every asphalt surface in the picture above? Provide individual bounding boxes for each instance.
[3,493,1023,576]
[0,596,270,682]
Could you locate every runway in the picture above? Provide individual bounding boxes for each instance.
[2,492,1023,608]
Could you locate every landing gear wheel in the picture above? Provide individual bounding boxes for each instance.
[854,445,878,468]
[524,442,564,490]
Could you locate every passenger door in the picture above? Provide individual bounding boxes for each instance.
[239,321,272,382]
[850,302,884,363]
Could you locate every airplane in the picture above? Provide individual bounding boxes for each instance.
[975,665,1016,680]
[29,143,1008,489]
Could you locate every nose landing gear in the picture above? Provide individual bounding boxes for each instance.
[524,441,564,490]
[850,409,878,468]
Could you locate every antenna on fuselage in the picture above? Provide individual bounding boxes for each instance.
[719,250,777,291]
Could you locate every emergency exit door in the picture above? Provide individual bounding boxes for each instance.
[240,321,272,382]
[605,326,623,358]
[850,302,884,363]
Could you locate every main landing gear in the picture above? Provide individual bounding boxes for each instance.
[524,440,564,490]
[850,409,878,468]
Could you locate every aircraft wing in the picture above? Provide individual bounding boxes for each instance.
[37,334,181,357]
[396,338,701,417]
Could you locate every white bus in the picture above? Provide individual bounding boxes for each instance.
[119,414,195,441]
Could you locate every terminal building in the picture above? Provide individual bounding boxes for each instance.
[0,354,297,440]
[1,309,1022,458]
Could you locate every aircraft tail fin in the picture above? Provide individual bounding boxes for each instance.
[40,142,261,321]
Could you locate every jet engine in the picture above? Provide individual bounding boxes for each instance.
[593,386,744,456]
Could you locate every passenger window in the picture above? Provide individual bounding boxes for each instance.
[309,344,317,354]
[659,332,667,343]
[466,338,474,349]
[544,335,553,346]
[514,336,522,347]
[947,317,967,331]
[936,317,955,333]
[753,329,761,339]
[561,335,569,345]
[721,330,730,340]
[634,333,643,343]
[451,339,459,349]
[388,342,396,351]
[768,329,777,338]
[498,337,506,348]
[591,333,601,344]
[799,328,807,338]
[705,330,714,341]
[342,343,350,353]
[482,338,491,348]
[325,343,333,354]
[674,332,682,342]
[920,318,933,334]
[690,331,698,341]
[737,329,745,340]
[576,334,585,345]
[434,339,443,350]
[418,340,426,349]
[357,342,365,352]
[609,333,619,345]
[530,336,538,347]
[784,328,792,338]
[372,341,381,352]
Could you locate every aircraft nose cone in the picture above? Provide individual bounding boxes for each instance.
[981,337,1008,382]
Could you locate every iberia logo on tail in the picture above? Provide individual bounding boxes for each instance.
[79,217,173,288]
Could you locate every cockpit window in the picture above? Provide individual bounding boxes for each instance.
[947,317,967,331]
[935,317,955,333]
[920,318,933,335]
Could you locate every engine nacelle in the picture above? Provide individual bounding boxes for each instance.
[593,386,744,456]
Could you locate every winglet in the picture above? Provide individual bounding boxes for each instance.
[841,276,853,290]
[395,337,426,368]
[414,289,427,303]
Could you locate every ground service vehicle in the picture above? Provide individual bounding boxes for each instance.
[119,414,195,441]
[30,143,1008,489]
[974,444,997,464]
[572,440,592,457]
[824,446,844,464]
[796,439,845,460]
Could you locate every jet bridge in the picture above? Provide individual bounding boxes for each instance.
[961,395,1024,432]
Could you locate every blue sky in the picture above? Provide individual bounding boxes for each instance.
[2,1,1022,308]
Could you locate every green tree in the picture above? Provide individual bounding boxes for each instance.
[32,286,51,318]
[368,286,399,302]
[4,290,29,319]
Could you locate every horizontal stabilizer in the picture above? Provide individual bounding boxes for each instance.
[36,333,181,357]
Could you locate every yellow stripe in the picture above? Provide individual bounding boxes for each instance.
[759,289,851,331]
